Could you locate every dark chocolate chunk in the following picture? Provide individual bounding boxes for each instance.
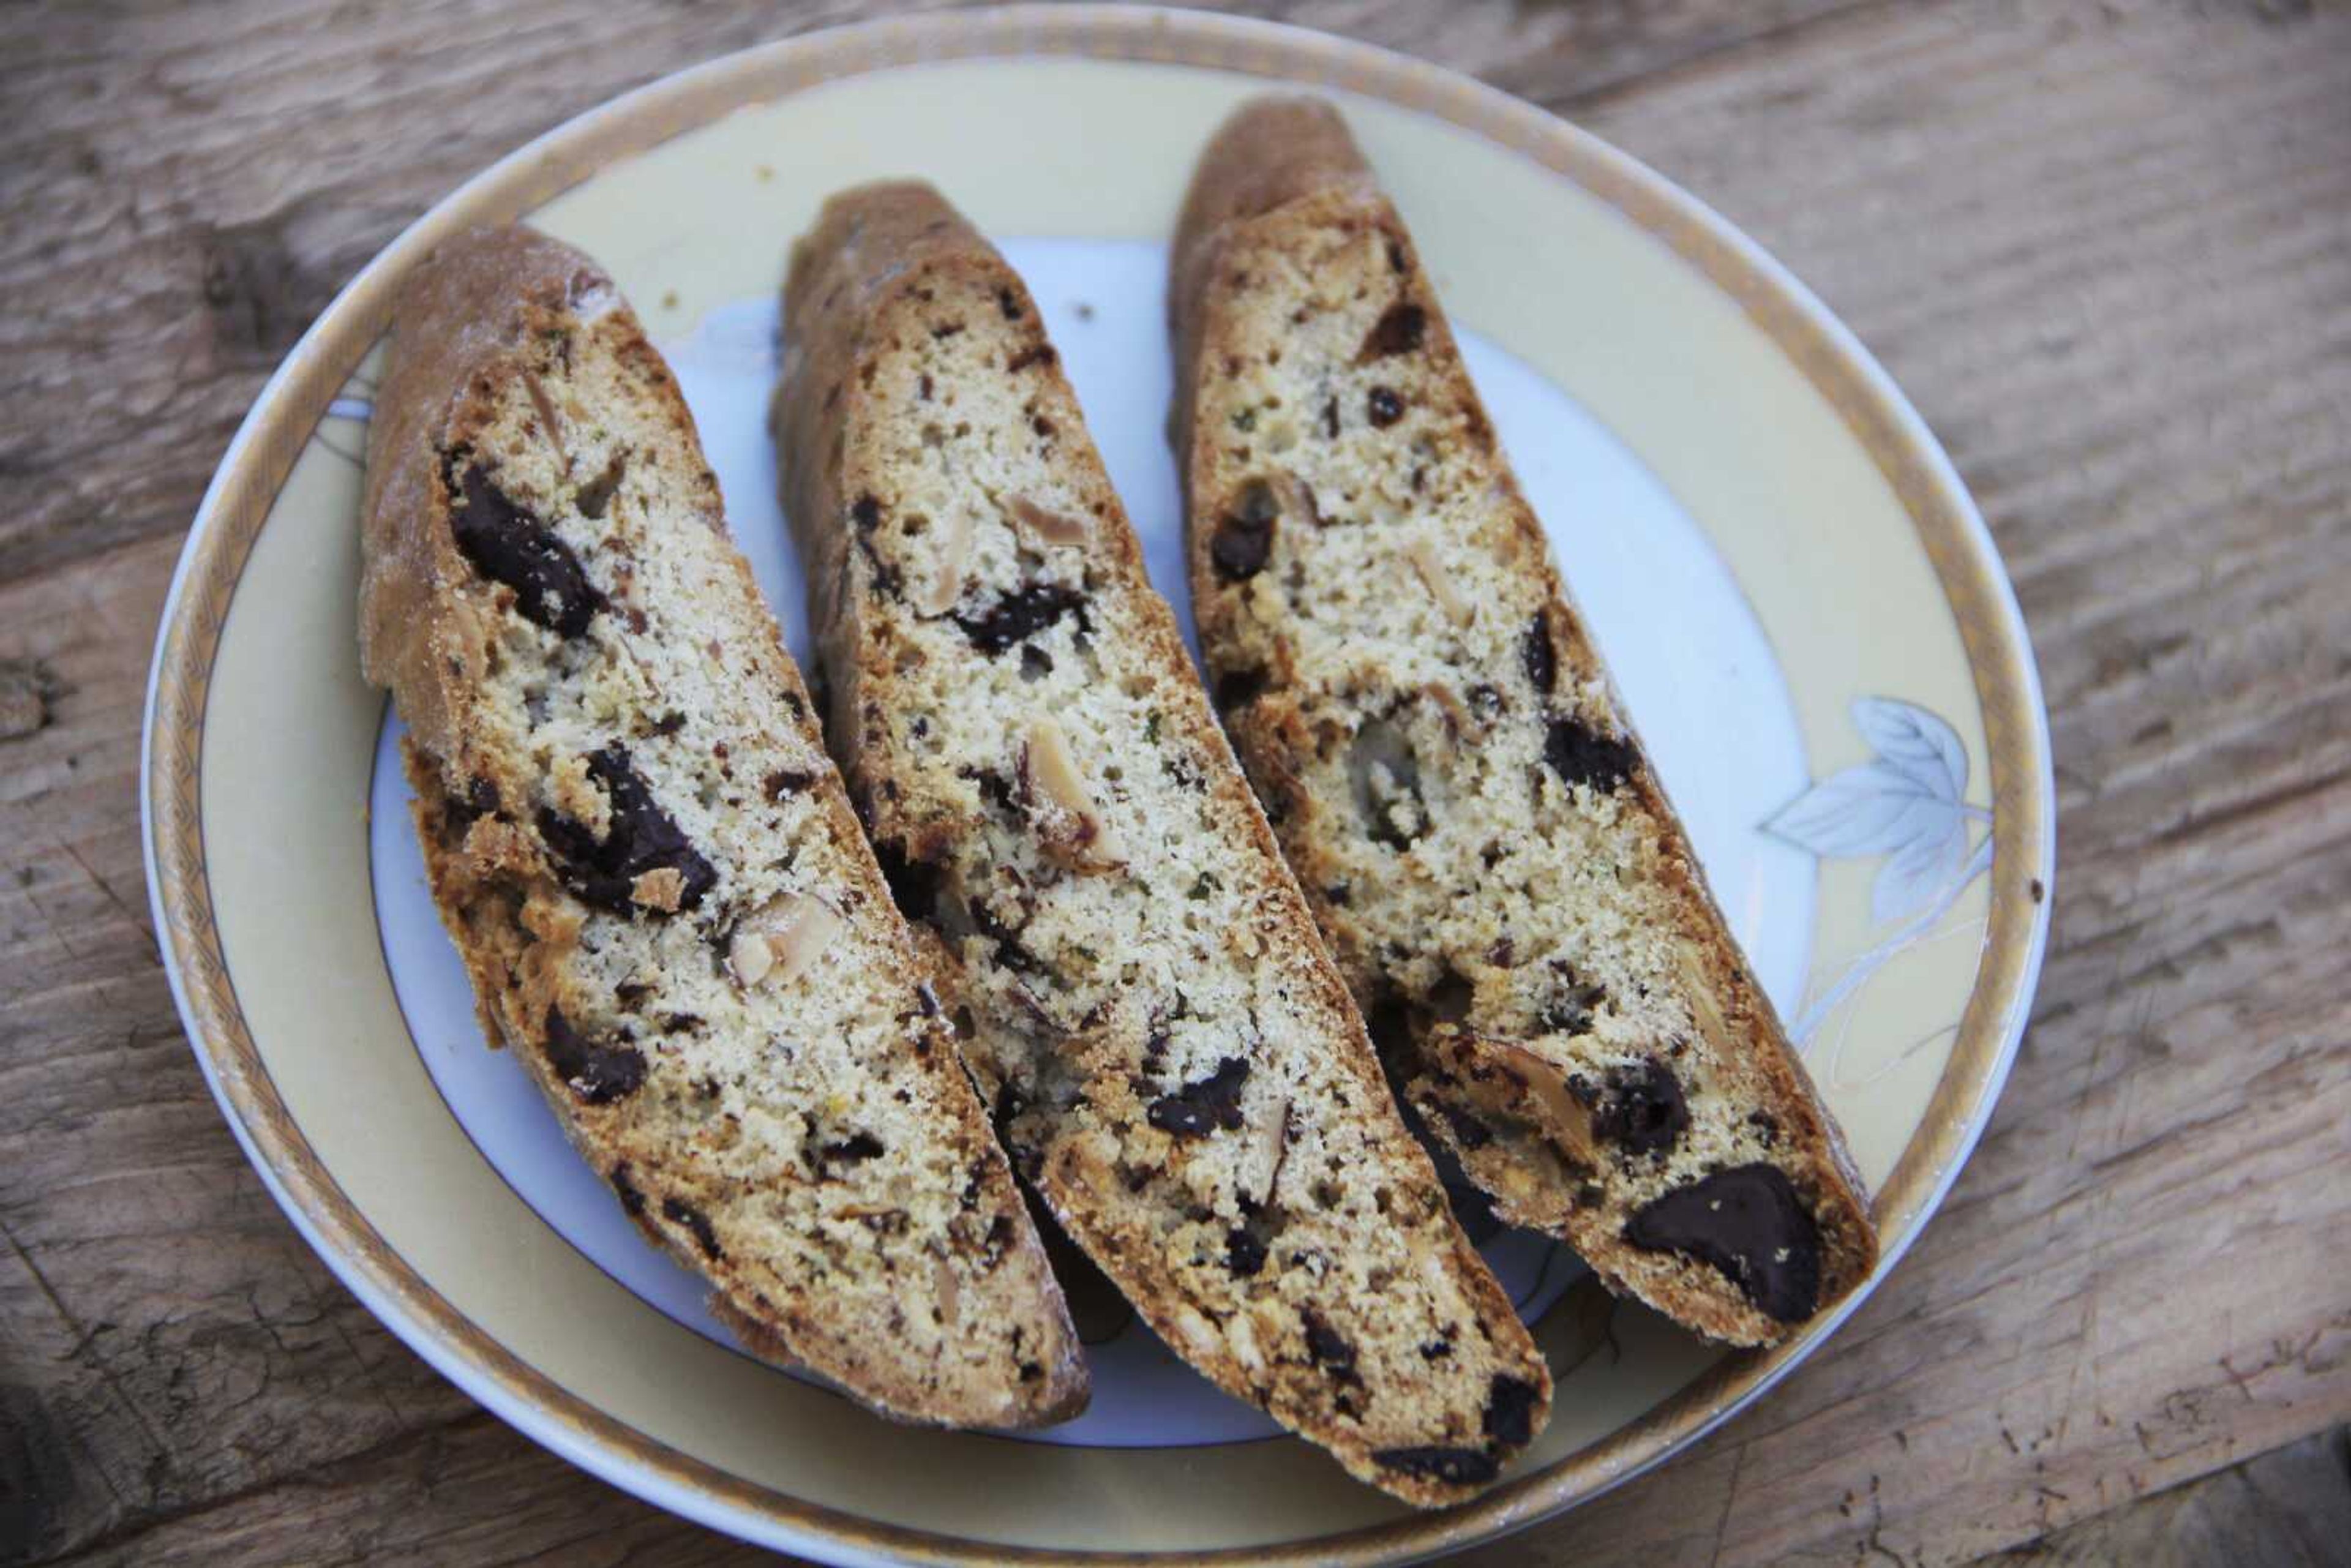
[1591,1057,1690,1157]
[534,744,717,914]
[541,1006,645,1105]
[763,768,812,800]
[1373,1446,1498,1487]
[996,286,1023,321]
[1361,302,1428,359]
[1146,1056,1250,1138]
[1521,612,1557,695]
[1224,1227,1267,1277]
[609,1163,647,1217]
[1210,478,1280,582]
[852,493,882,533]
[1006,342,1056,373]
[1301,1308,1359,1381]
[449,462,601,637]
[1020,643,1054,678]
[1539,967,1608,1035]
[953,582,1085,653]
[817,1130,885,1166]
[1419,1338,1453,1362]
[661,1195,722,1259]
[1483,1374,1542,1448]
[1542,718,1638,793]
[1367,386,1406,427]
[1746,1109,1781,1147]
[445,775,501,834]
[1625,1163,1822,1322]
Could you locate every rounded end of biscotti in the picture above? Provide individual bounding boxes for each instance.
[1180,96,1369,233]
[396,223,617,340]
[705,1283,1090,1433]
[1332,1356,1556,1509]
[782,180,977,332]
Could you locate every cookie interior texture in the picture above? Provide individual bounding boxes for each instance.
[359,225,1084,1428]
[1171,99,1878,1347]
[775,183,1552,1506]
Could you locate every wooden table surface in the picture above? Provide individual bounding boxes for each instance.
[6,2,2349,1564]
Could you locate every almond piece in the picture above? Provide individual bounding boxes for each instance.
[1169,1304,1221,1362]
[765,893,847,985]
[1271,471,1322,528]
[1227,1310,1265,1372]
[1437,1028,1594,1165]
[1022,717,1127,870]
[726,893,846,988]
[1405,536,1474,626]
[1244,1097,1292,1209]
[932,1255,961,1327]
[728,925,776,988]
[1677,945,1730,1047]
[520,364,569,469]
[1007,495,1090,546]
[913,506,973,615]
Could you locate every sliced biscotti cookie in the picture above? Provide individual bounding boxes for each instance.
[358,223,1084,1428]
[1170,99,1877,1346]
[774,183,1550,1506]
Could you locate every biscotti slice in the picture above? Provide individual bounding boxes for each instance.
[358,223,1084,1428]
[1170,99,1878,1347]
[774,183,1551,1506]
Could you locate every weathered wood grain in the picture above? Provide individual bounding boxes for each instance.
[0,0,1864,587]
[2,1,2347,1564]
[0,538,488,1566]
[1979,1426,2351,1567]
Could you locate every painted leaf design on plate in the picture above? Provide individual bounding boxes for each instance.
[1766,697,1975,923]
[1852,696,1968,802]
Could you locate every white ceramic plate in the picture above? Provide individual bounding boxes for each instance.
[144,9,2055,1562]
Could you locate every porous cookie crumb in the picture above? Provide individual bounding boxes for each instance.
[774,183,1550,1507]
[1170,99,1878,1347]
[358,224,1084,1428]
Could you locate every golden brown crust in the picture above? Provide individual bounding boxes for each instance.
[362,223,1084,1428]
[777,182,1552,1506]
[1171,99,1877,1346]
[360,226,599,762]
